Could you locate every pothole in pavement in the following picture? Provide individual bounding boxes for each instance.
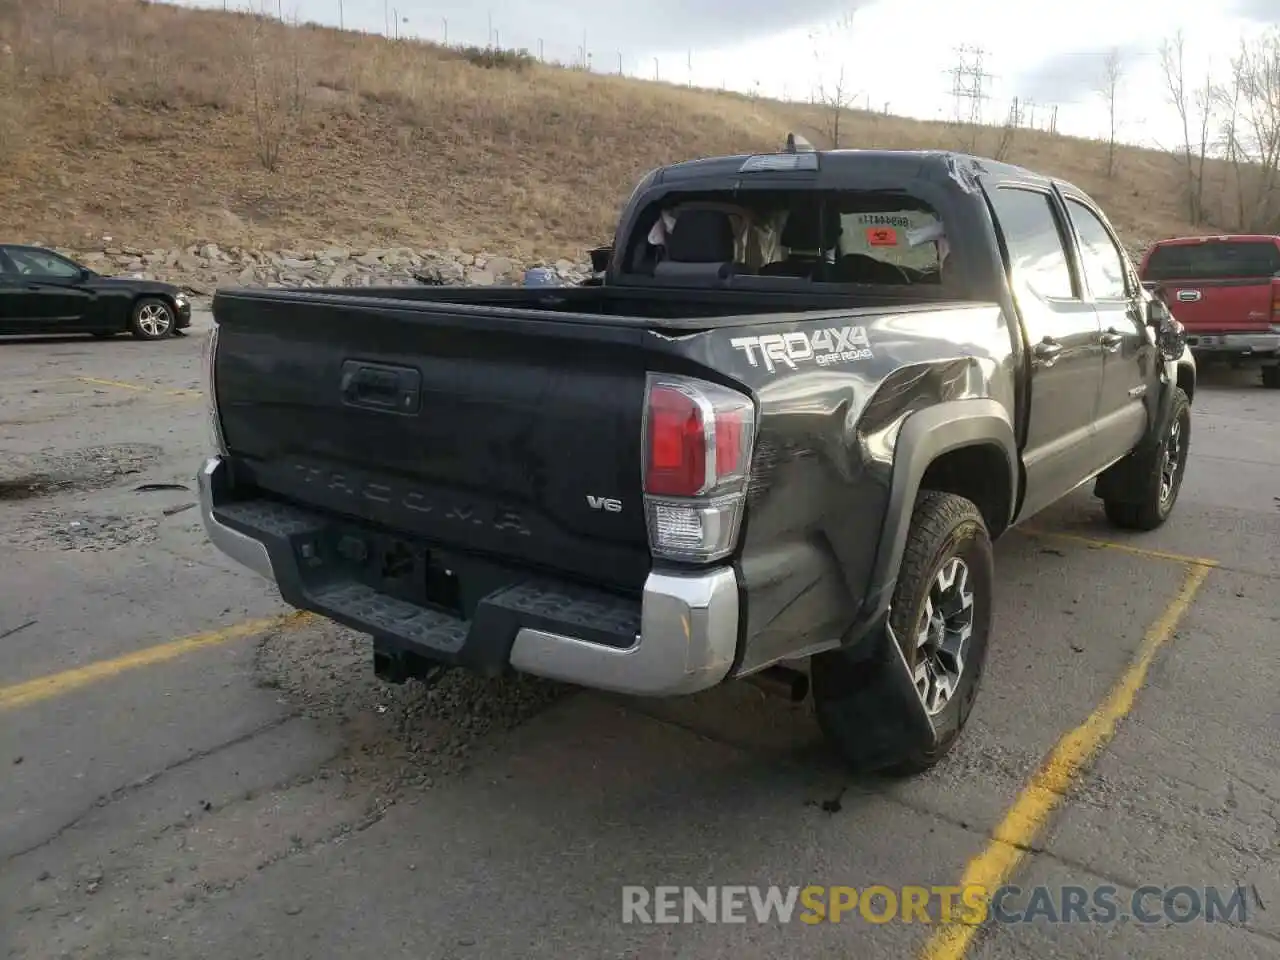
[5,509,161,551]
[255,618,568,791]
[0,443,164,501]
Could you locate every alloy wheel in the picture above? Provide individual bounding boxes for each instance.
[912,556,976,716]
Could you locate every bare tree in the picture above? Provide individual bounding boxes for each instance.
[1193,66,1217,226]
[1159,31,1199,222]
[241,14,308,172]
[1159,30,1218,225]
[990,100,1018,161]
[1220,41,1248,228]
[809,11,858,148]
[1097,47,1124,177]
[1220,30,1280,231]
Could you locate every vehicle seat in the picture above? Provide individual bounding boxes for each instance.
[758,205,841,278]
[653,208,753,282]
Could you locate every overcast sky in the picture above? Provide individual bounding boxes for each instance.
[183,0,1276,148]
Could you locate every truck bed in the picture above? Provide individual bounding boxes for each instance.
[207,284,1003,665]
[228,281,968,329]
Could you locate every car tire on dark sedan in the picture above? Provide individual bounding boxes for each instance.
[129,297,176,340]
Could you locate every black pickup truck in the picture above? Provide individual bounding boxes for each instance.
[198,142,1194,775]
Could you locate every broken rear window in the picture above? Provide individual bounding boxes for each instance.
[625,189,950,286]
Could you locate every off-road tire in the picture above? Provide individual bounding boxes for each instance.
[1262,365,1280,389]
[129,297,175,341]
[813,491,994,778]
[1103,387,1191,531]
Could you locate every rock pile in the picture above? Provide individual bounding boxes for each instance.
[62,243,596,295]
[55,237,1157,296]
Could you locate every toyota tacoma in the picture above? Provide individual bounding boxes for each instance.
[197,142,1194,774]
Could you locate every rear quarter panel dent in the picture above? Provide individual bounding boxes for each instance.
[731,338,1016,675]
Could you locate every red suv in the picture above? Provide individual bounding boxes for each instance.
[1138,235,1280,388]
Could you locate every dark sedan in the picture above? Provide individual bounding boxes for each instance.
[0,244,192,340]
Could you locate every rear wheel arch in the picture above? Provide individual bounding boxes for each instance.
[863,399,1018,621]
[134,290,179,312]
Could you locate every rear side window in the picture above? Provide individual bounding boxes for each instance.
[5,247,80,278]
[986,188,1075,300]
[1144,240,1280,281]
[1066,199,1128,299]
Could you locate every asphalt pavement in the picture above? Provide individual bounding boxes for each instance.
[1,312,1277,959]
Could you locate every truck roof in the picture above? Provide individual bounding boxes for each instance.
[650,147,1056,192]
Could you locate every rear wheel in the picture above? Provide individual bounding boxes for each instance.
[1103,387,1191,530]
[129,297,175,340]
[813,491,994,777]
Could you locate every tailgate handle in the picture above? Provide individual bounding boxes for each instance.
[339,361,421,414]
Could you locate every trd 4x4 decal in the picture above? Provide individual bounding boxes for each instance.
[729,326,874,373]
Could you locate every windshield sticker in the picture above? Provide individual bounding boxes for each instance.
[857,214,911,228]
[729,326,874,373]
[866,226,899,246]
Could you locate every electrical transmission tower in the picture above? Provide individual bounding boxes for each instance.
[947,45,994,126]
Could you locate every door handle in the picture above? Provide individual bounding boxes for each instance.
[339,360,421,414]
[1032,337,1063,367]
[1100,330,1124,352]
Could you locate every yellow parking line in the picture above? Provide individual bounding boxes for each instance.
[76,376,202,399]
[78,376,148,392]
[1015,527,1219,569]
[918,561,1212,960]
[0,611,314,712]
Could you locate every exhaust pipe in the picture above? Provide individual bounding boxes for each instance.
[744,664,809,702]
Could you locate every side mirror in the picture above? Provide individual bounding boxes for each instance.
[1146,298,1186,360]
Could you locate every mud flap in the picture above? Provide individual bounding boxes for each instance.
[1093,377,1175,505]
[812,619,938,772]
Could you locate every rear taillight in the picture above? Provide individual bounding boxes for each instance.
[203,324,228,456]
[641,374,756,563]
[1271,281,1280,328]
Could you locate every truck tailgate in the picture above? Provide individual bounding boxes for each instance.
[1141,236,1280,333]
[211,292,657,594]
[1149,278,1275,332]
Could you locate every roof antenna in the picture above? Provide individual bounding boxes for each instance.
[785,132,814,154]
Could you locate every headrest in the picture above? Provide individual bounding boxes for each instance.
[666,209,736,263]
[781,205,841,251]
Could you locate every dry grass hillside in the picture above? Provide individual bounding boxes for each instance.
[0,0,1245,258]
